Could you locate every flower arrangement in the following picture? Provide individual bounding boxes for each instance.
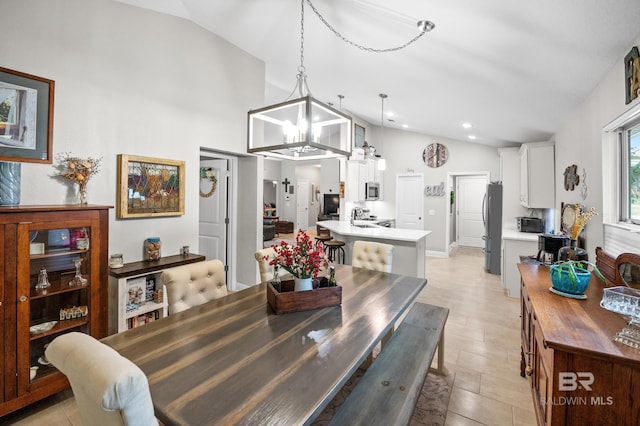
[267,229,329,279]
[570,204,597,240]
[56,153,102,204]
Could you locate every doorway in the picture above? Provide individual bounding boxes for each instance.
[456,175,487,247]
[446,172,490,253]
[395,173,424,229]
[199,150,237,288]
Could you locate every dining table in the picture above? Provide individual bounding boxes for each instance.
[101,264,427,425]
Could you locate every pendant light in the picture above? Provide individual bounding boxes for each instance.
[247,0,352,161]
[378,93,387,171]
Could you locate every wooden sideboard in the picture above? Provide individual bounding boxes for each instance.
[519,263,640,425]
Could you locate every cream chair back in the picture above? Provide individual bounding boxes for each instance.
[45,332,158,426]
[255,247,292,283]
[352,240,394,273]
[162,259,227,314]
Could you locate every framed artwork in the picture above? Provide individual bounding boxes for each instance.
[116,154,185,218]
[354,123,365,148]
[0,67,54,163]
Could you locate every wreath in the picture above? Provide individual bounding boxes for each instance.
[199,167,218,197]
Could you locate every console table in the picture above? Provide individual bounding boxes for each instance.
[519,263,640,425]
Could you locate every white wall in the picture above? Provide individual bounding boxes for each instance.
[372,126,501,253]
[3,0,264,265]
[554,35,640,255]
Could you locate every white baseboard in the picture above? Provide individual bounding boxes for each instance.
[426,250,449,258]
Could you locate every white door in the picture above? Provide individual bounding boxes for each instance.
[395,173,424,229]
[457,176,487,247]
[296,179,309,231]
[199,159,228,264]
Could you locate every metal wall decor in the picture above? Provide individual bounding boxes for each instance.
[423,143,448,168]
[563,164,579,190]
[424,182,445,196]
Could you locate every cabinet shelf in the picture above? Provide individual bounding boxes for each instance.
[29,317,89,341]
[30,248,89,260]
[30,282,89,299]
[125,301,164,319]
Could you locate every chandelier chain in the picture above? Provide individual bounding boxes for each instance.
[305,0,427,53]
[299,0,305,72]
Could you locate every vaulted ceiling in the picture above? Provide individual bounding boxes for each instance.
[115,0,640,147]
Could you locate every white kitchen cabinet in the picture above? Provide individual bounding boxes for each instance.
[501,231,538,298]
[347,159,384,202]
[519,142,554,208]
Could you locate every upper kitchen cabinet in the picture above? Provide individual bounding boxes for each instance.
[519,142,554,208]
[346,159,383,202]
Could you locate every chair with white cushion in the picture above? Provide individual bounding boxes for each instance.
[162,259,228,314]
[352,240,394,273]
[45,332,158,426]
[255,247,292,283]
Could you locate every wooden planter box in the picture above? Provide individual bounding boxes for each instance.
[267,277,342,314]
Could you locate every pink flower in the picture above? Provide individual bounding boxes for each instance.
[267,229,329,278]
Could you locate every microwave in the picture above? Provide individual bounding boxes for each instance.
[365,182,380,200]
[517,216,544,233]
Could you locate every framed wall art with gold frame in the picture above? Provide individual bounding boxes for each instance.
[116,154,185,218]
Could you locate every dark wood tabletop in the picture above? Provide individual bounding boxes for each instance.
[101,264,427,425]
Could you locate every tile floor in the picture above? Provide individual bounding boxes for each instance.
[1,245,536,426]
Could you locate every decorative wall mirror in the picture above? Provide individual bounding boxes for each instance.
[560,203,578,235]
[616,253,640,290]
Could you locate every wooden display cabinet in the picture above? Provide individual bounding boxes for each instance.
[0,205,110,416]
[519,262,640,425]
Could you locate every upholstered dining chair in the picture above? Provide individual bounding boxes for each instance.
[254,247,293,283]
[352,240,394,273]
[45,332,158,426]
[162,259,227,314]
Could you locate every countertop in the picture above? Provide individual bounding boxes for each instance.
[318,221,431,242]
[501,226,540,242]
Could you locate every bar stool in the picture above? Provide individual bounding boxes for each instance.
[315,235,332,252]
[324,240,346,264]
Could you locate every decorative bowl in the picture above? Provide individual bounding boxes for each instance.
[550,264,591,295]
[29,321,57,334]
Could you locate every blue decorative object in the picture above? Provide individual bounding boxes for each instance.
[0,161,21,206]
[550,264,591,295]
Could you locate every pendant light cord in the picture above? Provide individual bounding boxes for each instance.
[305,0,434,53]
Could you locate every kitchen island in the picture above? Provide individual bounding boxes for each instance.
[318,221,431,278]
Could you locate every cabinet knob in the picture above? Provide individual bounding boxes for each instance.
[19,295,27,303]
[525,365,533,376]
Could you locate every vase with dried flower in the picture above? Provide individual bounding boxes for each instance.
[56,153,102,205]
[558,205,597,262]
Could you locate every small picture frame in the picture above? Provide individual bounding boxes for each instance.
[0,67,54,163]
[117,154,185,218]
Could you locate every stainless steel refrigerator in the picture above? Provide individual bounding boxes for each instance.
[482,182,502,274]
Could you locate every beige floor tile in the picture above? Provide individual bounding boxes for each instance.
[448,386,514,426]
[479,371,535,411]
[512,405,538,426]
[453,368,481,394]
[445,411,487,426]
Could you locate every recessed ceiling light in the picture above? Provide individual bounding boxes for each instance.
[402,124,408,128]
[462,122,472,129]
[468,135,476,140]
[386,111,395,117]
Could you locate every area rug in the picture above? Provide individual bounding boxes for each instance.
[312,369,455,425]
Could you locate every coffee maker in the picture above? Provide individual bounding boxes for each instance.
[537,234,570,264]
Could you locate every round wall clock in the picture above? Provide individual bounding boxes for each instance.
[423,143,449,168]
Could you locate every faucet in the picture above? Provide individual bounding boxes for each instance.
[350,208,357,225]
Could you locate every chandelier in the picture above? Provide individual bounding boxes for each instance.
[247,0,434,161]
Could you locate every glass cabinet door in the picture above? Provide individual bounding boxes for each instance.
[16,219,97,392]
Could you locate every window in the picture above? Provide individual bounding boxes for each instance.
[622,119,640,223]
[602,103,640,255]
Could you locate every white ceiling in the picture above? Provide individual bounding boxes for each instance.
[115,0,640,148]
